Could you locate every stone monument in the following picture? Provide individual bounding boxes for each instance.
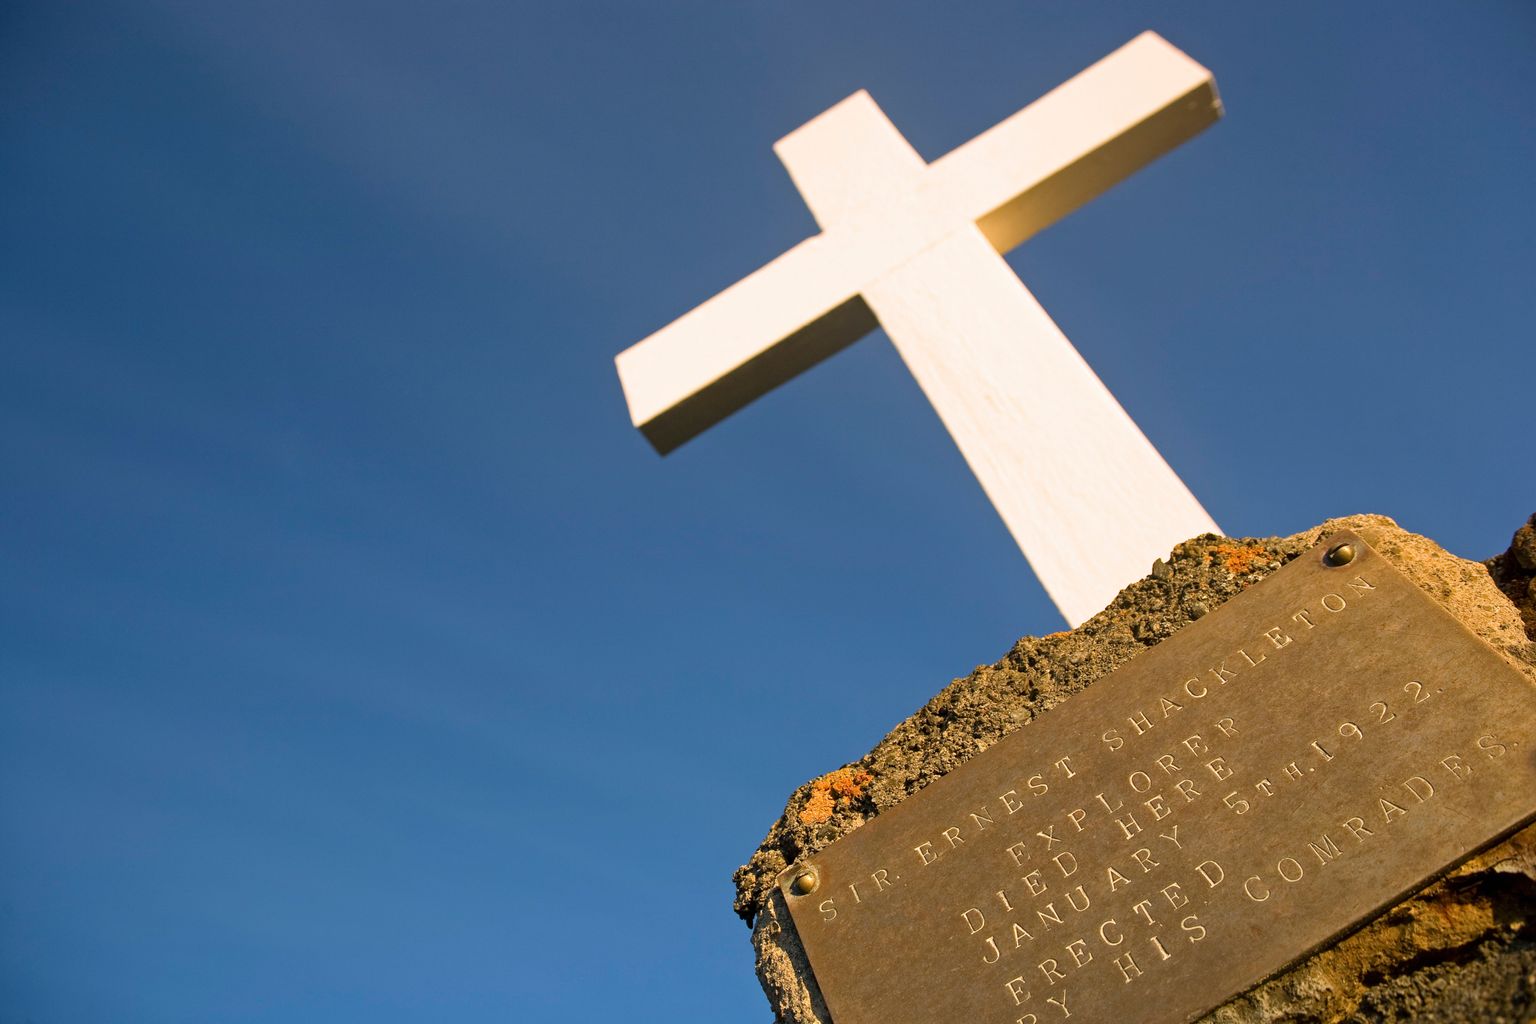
[611,27,1536,1024]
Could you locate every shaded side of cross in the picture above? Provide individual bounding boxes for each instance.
[615,32,1223,626]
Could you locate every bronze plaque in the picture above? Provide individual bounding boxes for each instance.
[780,533,1536,1024]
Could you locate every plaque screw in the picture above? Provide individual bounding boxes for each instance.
[790,870,819,896]
[1324,543,1356,567]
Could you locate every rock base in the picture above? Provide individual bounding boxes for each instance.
[736,514,1536,1023]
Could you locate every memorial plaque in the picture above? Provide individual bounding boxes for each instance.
[779,533,1536,1024]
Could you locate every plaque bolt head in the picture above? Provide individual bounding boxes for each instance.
[1324,543,1356,567]
[790,870,819,896]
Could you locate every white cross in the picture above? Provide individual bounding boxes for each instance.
[615,32,1223,626]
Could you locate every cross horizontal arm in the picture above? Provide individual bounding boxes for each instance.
[928,31,1221,253]
[614,235,873,453]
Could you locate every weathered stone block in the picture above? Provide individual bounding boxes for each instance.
[736,514,1536,1023]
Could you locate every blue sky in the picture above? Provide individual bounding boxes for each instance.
[2,2,1532,1021]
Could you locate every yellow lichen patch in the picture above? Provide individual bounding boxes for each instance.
[798,767,874,825]
[1209,541,1269,575]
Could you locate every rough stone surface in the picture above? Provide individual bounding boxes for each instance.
[736,513,1536,1024]
[1490,514,1536,642]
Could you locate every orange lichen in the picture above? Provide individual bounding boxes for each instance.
[829,768,873,799]
[1209,542,1269,575]
[799,789,836,825]
[798,767,874,825]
